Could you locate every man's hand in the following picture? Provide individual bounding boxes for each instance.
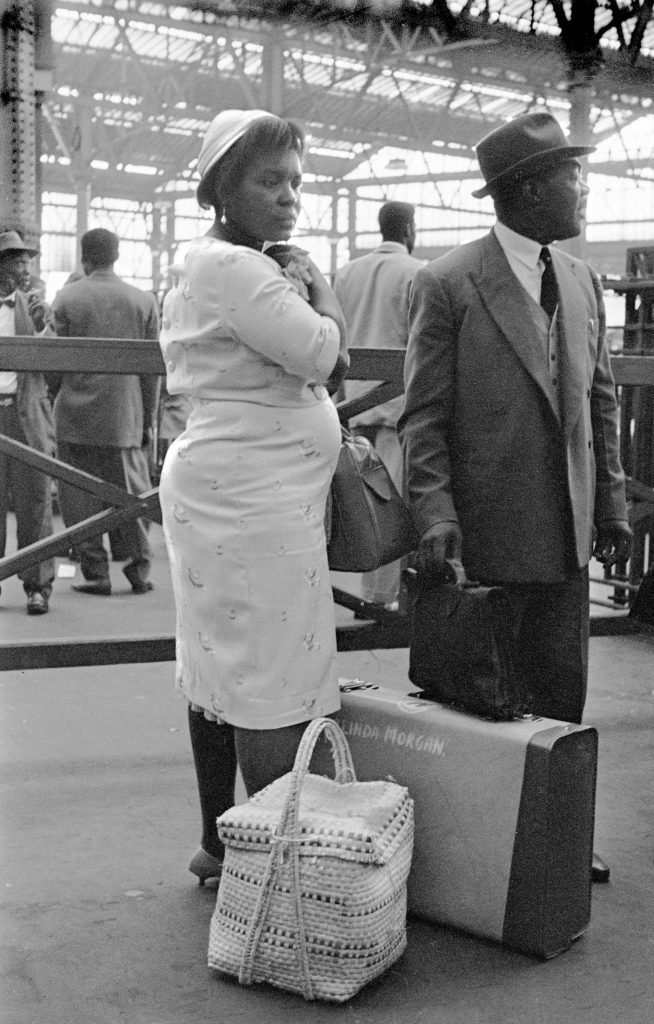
[27,290,54,332]
[414,521,463,578]
[593,519,633,567]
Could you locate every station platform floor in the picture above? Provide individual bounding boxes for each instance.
[1,522,653,1024]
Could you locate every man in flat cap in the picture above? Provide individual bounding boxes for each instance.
[399,112,632,882]
[0,231,56,614]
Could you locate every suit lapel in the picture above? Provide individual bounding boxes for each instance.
[472,232,561,426]
[550,250,589,442]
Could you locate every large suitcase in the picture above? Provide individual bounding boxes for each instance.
[338,681,598,959]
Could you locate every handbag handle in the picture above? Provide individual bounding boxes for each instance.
[239,718,357,998]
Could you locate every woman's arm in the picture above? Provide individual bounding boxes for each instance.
[305,259,349,393]
[218,248,345,386]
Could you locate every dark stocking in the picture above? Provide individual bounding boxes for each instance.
[234,716,340,797]
[188,707,238,858]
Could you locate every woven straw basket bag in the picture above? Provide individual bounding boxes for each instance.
[208,717,414,1002]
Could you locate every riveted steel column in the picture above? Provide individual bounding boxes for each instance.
[33,0,53,247]
[0,0,39,245]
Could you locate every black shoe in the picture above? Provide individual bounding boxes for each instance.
[131,580,153,595]
[188,847,223,886]
[73,580,112,596]
[26,591,49,615]
[592,852,610,883]
[123,562,152,592]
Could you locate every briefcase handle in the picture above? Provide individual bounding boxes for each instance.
[403,559,471,590]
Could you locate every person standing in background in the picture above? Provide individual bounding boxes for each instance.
[51,228,160,596]
[0,231,56,615]
[334,201,422,614]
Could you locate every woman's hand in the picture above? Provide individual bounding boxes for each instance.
[265,244,312,300]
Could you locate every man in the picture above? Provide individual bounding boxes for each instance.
[334,200,422,612]
[398,112,632,882]
[51,228,160,596]
[0,231,55,614]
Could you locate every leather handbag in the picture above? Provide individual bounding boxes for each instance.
[406,561,531,721]
[326,427,418,573]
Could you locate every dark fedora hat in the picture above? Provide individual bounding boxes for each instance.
[472,112,595,199]
[0,230,39,258]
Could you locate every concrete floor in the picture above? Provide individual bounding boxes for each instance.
[1,523,653,1024]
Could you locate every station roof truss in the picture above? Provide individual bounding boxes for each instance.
[41,0,654,206]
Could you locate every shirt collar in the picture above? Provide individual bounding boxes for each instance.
[88,267,117,278]
[493,221,543,271]
[375,241,409,255]
[0,289,17,302]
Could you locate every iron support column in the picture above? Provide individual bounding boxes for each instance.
[0,0,39,245]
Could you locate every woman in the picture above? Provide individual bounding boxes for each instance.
[159,109,348,884]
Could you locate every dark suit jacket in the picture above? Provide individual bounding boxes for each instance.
[398,229,627,582]
[52,269,160,448]
[13,291,55,455]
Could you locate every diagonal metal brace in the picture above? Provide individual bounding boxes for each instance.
[0,490,161,582]
[0,433,162,522]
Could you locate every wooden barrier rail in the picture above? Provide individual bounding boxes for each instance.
[3,335,654,384]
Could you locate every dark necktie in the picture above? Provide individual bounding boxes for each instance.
[539,247,558,320]
[0,298,15,308]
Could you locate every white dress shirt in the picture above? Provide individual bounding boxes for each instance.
[493,221,560,393]
[493,221,549,304]
[0,292,18,395]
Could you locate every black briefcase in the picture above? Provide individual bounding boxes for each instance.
[406,562,531,721]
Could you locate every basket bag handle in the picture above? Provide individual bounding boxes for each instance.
[239,717,358,998]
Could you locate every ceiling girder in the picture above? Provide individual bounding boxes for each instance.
[41,0,654,211]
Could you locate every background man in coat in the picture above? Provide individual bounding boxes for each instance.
[0,231,56,614]
[398,112,632,882]
[51,228,160,596]
[334,201,422,613]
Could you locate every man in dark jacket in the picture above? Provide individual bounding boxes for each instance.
[51,228,160,596]
[0,231,55,614]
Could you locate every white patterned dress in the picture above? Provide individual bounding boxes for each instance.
[159,237,342,729]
